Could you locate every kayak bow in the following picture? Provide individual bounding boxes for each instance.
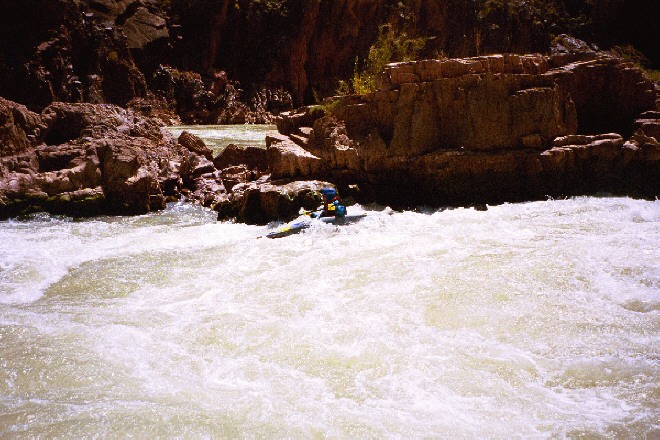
[264,213,367,239]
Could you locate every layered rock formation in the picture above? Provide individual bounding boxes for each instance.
[2,47,657,222]
[1,0,658,221]
[0,99,185,217]
[267,52,659,206]
[3,0,654,118]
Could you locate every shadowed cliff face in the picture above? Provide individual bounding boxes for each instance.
[0,0,656,113]
[168,0,383,104]
[169,0,658,105]
[0,0,152,110]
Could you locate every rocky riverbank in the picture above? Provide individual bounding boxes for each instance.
[0,97,326,221]
[1,49,658,223]
[266,51,659,207]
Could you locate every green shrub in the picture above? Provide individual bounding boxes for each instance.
[338,24,427,96]
[611,45,660,82]
[644,70,660,82]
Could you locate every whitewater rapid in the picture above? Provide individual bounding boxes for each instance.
[0,196,658,437]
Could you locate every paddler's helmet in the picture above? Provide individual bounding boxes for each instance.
[321,187,337,201]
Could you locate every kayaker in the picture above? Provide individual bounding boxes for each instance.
[313,187,347,219]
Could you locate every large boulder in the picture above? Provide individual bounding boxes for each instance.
[215,179,328,225]
[179,157,227,208]
[178,131,213,160]
[266,132,324,179]
[308,116,361,172]
[213,144,268,172]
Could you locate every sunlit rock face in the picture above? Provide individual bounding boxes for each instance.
[268,52,658,206]
[0,101,191,218]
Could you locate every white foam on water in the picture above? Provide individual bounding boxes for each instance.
[0,197,658,437]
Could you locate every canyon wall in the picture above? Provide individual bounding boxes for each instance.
[170,0,659,104]
[0,1,658,220]
[1,0,657,114]
[0,0,290,123]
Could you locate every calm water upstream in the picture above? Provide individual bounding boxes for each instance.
[166,124,275,155]
[0,125,658,438]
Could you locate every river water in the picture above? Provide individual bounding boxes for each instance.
[167,124,275,155]
[0,126,658,438]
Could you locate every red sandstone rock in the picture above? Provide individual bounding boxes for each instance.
[213,144,268,172]
[0,98,41,156]
[0,100,186,217]
[267,52,658,205]
[266,132,324,179]
[215,179,329,225]
[178,131,213,161]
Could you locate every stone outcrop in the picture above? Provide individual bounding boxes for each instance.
[0,101,191,217]
[148,66,293,125]
[0,0,293,124]
[267,52,658,205]
[1,1,658,220]
[540,133,659,196]
[0,98,327,224]
[2,0,655,122]
[2,47,657,223]
[0,0,153,110]
[363,54,576,155]
[215,179,328,225]
[213,144,269,172]
[122,6,170,50]
[0,98,44,157]
[178,152,227,207]
[178,131,213,160]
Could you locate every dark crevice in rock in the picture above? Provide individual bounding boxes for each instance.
[115,2,142,26]
[43,114,84,146]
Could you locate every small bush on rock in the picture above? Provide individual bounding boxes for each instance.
[338,24,427,96]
